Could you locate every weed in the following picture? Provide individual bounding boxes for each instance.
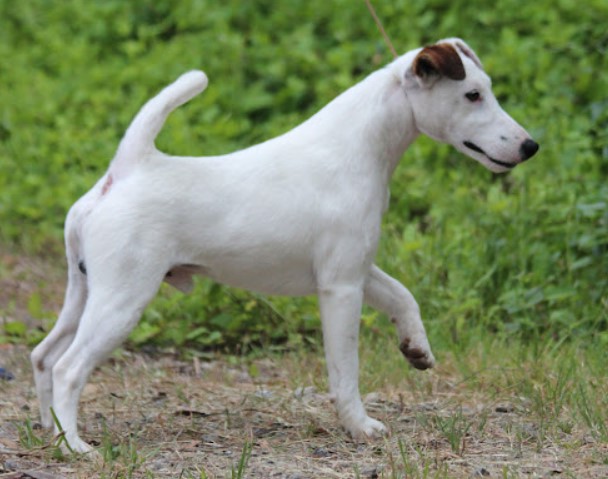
[231,441,252,479]
[180,469,209,479]
[50,407,73,454]
[432,407,472,455]
[476,408,490,437]
[576,382,608,441]
[381,439,450,479]
[16,417,45,449]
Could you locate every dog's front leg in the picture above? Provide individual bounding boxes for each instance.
[364,264,435,369]
[318,283,388,440]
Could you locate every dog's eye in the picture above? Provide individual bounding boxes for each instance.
[465,90,481,102]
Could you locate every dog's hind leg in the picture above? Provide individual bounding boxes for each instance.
[364,264,435,369]
[50,268,164,453]
[31,264,87,428]
[31,217,88,428]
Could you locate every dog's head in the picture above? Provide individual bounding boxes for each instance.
[399,38,538,172]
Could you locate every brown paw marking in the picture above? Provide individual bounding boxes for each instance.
[399,338,433,370]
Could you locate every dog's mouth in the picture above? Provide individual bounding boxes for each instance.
[463,141,516,169]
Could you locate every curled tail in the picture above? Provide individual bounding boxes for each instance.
[109,70,208,178]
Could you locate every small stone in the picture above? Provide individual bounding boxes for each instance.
[364,392,382,404]
[3,459,19,471]
[294,386,316,399]
[472,466,491,477]
[362,466,381,478]
[255,388,273,399]
[312,447,332,458]
[495,403,514,413]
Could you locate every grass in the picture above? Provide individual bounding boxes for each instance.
[230,442,253,479]
[430,407,472,455]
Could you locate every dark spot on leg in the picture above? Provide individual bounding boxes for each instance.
[500,135,508,141]
[78,260,87,275]
[36,360,45,372]
[399,338,432,370]
[406,348,427,359]
[390,317,397,324]
[101,174,113,196]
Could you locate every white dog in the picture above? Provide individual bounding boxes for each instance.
[31,38,538,453]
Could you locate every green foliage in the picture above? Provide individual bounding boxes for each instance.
[1,292,52,345]
[131,281,320,352]
[0,0,606,349]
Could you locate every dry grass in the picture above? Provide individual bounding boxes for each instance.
[1,342,607,479]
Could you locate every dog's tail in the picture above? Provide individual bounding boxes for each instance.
[109,70,208,177]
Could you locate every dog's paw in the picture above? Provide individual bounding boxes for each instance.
[399,338,435,370]
[61,435,99,457]
[348,416,389,442]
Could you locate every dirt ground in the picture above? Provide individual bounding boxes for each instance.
[1,344,607,479]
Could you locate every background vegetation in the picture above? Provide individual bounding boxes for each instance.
[0,0,606,354]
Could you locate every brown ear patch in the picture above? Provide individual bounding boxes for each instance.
[413,43,466,81]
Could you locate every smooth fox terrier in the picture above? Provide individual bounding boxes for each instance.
[31,38,538,453]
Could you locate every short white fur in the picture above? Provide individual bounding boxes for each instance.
[31,38,538,454]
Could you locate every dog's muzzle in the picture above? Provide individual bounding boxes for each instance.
[464,138,539,169]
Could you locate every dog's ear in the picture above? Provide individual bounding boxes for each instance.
[410,43,466,88]
[452,39,483,70]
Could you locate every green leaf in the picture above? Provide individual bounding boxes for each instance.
[27,292,43,319]
[4,321,27,337]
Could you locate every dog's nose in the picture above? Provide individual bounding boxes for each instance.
[520,138,539,161]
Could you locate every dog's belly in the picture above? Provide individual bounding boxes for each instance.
[169,232,319,296]
[177,251,316,296]
[206,261,317,296]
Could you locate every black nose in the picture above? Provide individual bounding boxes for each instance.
[520,139,539,161]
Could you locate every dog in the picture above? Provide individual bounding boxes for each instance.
[31,38,538,453]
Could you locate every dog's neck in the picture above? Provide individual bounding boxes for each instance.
[278,64,420,184]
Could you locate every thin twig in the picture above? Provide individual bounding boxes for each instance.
[364,0,398,59]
